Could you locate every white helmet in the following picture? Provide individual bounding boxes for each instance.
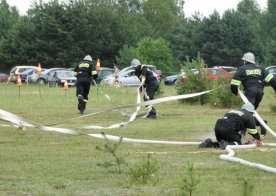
[241,102,255,113]
[131,58,141,67]
[83,55,93,62]
[242,52,255,64]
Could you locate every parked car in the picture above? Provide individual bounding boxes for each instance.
[214,66,237,74]
[48,70,77,87]
[178,68,232,84]
[0,73,9,82]
[165,69,198,85]
[8,65,36,83]
[199,68,233,83]
[95,67,115,84]
[266,66,276,77]
[164,72,186,85]
[21,68,47,83]
[30,68,68,85]
[119,65,162,82]
[101,69,141,87]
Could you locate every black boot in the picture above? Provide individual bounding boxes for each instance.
[78,95,84,114]
[260,120,267,136]
[198,138,214,148]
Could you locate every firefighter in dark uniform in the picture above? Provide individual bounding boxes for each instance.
[199,102,263,149]
[214,102,263,149]
[131,58,159,119]
[73,55,98,114]
[230,52,276,136]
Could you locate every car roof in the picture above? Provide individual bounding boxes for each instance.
[266,66,276,69]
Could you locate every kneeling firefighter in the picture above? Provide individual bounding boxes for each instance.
[73,55,98,114]
[131,58,159,119]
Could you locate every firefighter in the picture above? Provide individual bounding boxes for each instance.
[131,58,159,119]
[73,55,98,114]
[230,52,276,136]
[199,102,263,149]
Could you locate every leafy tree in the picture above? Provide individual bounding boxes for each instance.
[0,0,20,71]
[0,16,36,71]
[0,0,19,38]
[136,37,174,73]
[262,0,276,65]
[115,44,141,68]
[142,0,180,38]
[200,11,226,67]
[169,16,203,64]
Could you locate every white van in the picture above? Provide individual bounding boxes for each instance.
[8,65,36,83]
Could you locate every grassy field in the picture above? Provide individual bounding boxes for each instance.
[0,83,276,195]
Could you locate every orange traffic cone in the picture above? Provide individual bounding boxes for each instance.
[64,80,69,90]
[16,75,22,86]
[96,58,101,70]
[37,63,42,75]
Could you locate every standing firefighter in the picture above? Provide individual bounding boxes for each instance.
[230,52,276,135]
[73,55,98,114]
[131,58,159,119]
[199,102,263,149]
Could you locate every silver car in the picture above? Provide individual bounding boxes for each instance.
[101,69,141,87]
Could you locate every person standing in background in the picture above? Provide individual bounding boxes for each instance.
[113,61,119,86]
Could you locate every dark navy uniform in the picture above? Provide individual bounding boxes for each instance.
[231,62,276,109]
[231,62,276,135]
[135,64,159,119]
[215,108,260,145]
[73,55,98,114]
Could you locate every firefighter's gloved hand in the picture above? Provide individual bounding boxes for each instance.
[255,139,262,147]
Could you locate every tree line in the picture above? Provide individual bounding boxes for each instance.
[0,0,275,75]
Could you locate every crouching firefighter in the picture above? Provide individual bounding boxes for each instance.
[73,55,98,114]
[199,102,263,149]
[131,58,159,119]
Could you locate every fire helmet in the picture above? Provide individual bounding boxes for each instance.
[242,52,255,64]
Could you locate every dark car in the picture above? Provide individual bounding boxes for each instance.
[0,73,9,82]
[95,67,115,84]
[164,72,186,85]
[266,66,276,77]
[48,70,77,87]
[264,66,276,86]
[165,69,197,85]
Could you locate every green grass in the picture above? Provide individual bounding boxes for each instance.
[0,83,276,195]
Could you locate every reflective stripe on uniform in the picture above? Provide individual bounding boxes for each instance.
[265,73,273,83]
[247,128,258,135]
[231,79,241,86]
[79,63,90,68]
[92,71,97,75]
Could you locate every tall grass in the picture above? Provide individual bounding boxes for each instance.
[0,83,276,195]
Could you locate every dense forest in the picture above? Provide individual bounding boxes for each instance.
[0,0,275,75]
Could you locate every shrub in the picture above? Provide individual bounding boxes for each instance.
[176,54,241,108]
[128,154,159,184]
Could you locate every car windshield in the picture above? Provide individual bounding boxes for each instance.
[57,71,73,77]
